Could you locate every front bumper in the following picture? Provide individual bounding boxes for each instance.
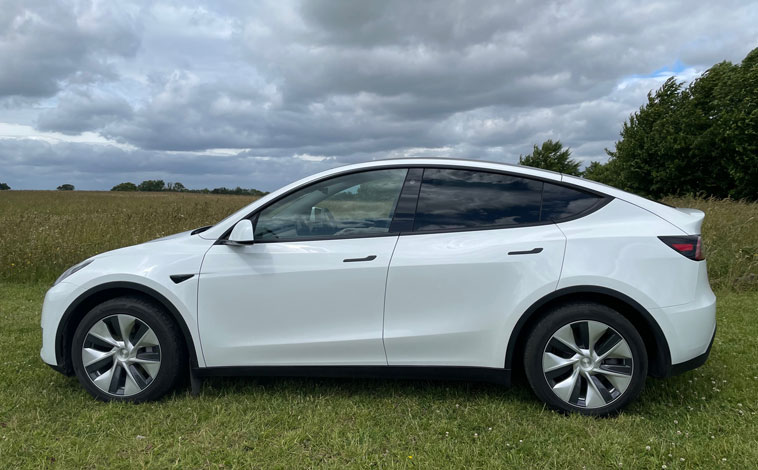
[40,281,78,368]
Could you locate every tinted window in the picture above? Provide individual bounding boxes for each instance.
[541,183,601,221]
[413,169,542,231]
[255,169,407,240]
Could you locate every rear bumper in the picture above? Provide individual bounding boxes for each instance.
[670,326,715,376]
[650,264,716,377]
[650,258,716,371]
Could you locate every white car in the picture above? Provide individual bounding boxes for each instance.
[40,158,716,415]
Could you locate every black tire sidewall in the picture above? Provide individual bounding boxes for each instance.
[523,303,648,416]
[71,297,184,403]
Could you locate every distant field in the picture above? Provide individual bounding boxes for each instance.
[0,191,257,283]
[1,191,756,289]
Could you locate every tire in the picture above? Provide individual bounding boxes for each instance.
[523,302,648,416]
[71,296,186,402]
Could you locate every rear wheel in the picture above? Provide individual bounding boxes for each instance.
[523,302,647,416]
[71,296,185,402]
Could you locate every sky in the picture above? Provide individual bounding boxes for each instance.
[0,1,756,191]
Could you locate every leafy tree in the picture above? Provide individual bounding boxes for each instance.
[166,182,186,192]
[0,182,9,190]
[57,184,75,191]
[595,47,758,199]
[111,182,138,191]
[209,186,267,197]
[138,180,166,192]
[582,160,622,187]
[519,140,581,176]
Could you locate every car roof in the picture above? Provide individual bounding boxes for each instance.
[324,157,565,181]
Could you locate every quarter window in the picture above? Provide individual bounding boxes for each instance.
[413,169,542,231]
[541,182,602,221]
[254,169,408,240]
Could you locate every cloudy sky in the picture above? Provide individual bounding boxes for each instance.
[1,1,756,191]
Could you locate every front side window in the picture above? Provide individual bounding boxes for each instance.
[254,169,408,241]
[413,168,542,231]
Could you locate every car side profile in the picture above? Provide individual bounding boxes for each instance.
[40,158,716,415]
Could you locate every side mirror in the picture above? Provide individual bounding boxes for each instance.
[227,219,254,245]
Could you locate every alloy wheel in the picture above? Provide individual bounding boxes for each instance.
[81,314,162,396]
[542,320,634,409]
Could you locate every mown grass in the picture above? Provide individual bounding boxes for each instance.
[1,191,756,289]
[0,283,756,469]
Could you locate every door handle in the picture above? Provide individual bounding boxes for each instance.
[343,255,377,263]
[508,248,543,255]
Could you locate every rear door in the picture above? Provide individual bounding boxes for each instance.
[383,168,567,368]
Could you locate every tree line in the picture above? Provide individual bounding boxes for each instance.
[111,180,268,197]
[521,47,758,200]
[0,181,267,196]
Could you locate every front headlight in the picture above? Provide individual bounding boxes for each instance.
[54,259,94,286]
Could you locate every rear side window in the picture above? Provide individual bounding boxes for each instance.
[541,182,602,221]
[413,169,542,231]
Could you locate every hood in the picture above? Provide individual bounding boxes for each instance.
[145,229,195,243]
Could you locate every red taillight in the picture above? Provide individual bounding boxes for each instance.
[671,243,694,252]
[695,236,704,261]
[659,235,705,261]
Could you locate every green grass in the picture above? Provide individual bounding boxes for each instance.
[0,283,757,469]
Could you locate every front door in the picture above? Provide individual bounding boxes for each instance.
[198,168,408,367]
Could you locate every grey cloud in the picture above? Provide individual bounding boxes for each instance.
[0,138,341,191]
[2,0,756,190]
[37,88,133,134]
[0,0,141,98]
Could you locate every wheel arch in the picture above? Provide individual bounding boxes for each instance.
[55,281,198,375]
[505,286,672,378]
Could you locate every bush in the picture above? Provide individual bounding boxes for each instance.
[138,180,166,192]
[111,182,138,191]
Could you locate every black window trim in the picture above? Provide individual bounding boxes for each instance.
[215,164,613,244]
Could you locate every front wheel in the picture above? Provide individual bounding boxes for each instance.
[523,302,648,416]
[71,296,185,402]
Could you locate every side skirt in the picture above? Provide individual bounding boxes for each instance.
[192,365,511,386]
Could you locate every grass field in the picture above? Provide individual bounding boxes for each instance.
[0,191,257,284]
[0,284,756,469]
[1,191,757,468]
[1,191,756,289]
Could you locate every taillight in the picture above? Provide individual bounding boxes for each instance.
[658,235,705,261]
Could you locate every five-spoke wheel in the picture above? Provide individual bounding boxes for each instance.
[81,314,162,396]
[542,320,633,408]
[524,302,647,416]
[72,296,185,402]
